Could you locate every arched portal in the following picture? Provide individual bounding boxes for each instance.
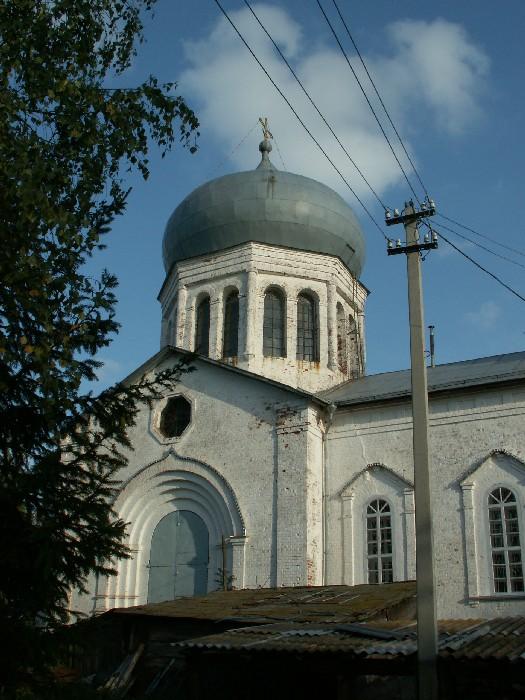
[147,510,209,602]
[103,451,246,610]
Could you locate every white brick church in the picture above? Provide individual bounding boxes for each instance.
[73,138,525,620]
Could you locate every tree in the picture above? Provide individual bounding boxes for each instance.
[0,0,198,689]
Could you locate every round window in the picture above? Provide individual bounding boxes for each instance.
[159,396,191,438]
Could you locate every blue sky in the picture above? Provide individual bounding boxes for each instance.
[86,0,525,387]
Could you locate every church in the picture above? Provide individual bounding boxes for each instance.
[72,136,525,620]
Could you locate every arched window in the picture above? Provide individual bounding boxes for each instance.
[488,487,523,593]
[195,296,210,356]
[223,290,239,358]
[296,293,319,362]
[336,303,347,372]
[263,288,285,357]
[366,499,393,584]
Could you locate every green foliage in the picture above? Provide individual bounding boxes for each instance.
[0,0,199,691]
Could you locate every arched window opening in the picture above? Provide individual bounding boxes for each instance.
[366,499,393,584]
[195,296,210,356]
[223,290,239,358]
[263,288,285,357]
[488,487,523,593]
[336,303,347,372]
[296,293,319,362]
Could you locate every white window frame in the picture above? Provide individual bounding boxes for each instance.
[460,450,525,600]
[365,498,394,584]
[341,464,415,586]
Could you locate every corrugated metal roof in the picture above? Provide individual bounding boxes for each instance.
[177,617,525,663]
[320,352,525,406]
[104,581,416,625]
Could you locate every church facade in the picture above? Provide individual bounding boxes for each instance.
[72,139,525,620]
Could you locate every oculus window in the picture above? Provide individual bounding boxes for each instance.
[159,396,191,438]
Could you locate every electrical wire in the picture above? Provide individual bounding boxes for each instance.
[316,0,422,205]
[272,132,287,170]
[433,223,525,270]
[437,213,525,259]
[428,226,525,304]
[207,120,260,177]
[330,0,429,200]
[328,0,525,267]
[322,1,525,280]
[242,0,389,212]
[213,0,388,240]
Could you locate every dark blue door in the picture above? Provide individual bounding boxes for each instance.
[147,510,209,603]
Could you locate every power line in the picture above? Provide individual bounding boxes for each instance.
[320,0,525,301]
[437,213,525,259]
[433,223,525,270]
[429,226,525,304]
[316,0,422,205]
[212,0,388,240]
[272,132,287,170]
[242,0,388,212]
[207,120,260,177]
[330,0,430,199]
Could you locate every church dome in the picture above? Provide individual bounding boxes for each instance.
[162,140,366,277]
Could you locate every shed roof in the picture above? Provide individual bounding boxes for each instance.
[320,351,525,406]
[104,581,416,625]
[178,616,525,663]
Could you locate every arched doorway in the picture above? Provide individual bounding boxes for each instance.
[147,510,209,603]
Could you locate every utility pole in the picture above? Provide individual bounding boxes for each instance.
[386,199,438,700]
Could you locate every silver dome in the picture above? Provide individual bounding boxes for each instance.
[163,143,366,277]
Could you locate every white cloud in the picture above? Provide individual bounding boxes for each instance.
[386,19,490,134]
[180,5,489,203]
[465,301,501,330]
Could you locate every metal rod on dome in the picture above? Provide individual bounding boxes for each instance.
[258,116,273,141]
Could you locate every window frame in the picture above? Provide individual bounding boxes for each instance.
[365,497,394,585]
[296,291,319,362]
[461,452,525,601]
[222,289,239,358]
[487,485,524,595]
[263,286,286,358]
[194,295,211,356]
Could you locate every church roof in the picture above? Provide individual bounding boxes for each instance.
[121,345,330,407]
[162,140,366,277]
[321,351,525,406]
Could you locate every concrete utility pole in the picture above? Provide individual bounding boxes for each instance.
[386,200,438,700]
